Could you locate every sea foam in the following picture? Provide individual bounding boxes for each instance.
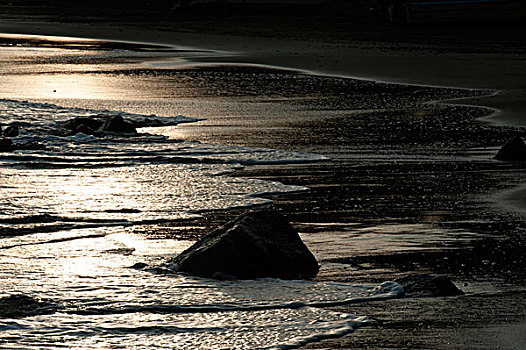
[1,99,327,226]
[0,99,400,350]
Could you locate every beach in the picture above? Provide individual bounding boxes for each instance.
[1,3,526,348]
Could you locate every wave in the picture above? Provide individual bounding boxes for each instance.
[1,99,327,234]
[0,278,402,350]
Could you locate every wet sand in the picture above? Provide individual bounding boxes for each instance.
[2,5,526,349]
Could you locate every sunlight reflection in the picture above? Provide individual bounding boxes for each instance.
[60,256,102,277]
[0,33,100,43]
[0,74,122,100]
[108,232,193,257]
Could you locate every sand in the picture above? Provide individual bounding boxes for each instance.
[2,5,526,349]
[2,13,526,127]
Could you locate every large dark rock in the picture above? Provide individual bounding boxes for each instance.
[0,138,14,152]
[99,115,137,134]
[495,136,526,161]
[3,125,20,137]
[167,209,319,279]
[395,274,464,298]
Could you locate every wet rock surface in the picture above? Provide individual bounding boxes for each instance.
[59,116,103,136]
[3,125,19,137]
[99,115,137,134]
[395,274,464,298]
[166,209,319,279]
[56,114,137,136]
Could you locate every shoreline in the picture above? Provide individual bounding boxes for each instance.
[2,14,526,349]
[2,18,526,126]
[0,19,524,113]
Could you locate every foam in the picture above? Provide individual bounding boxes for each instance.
[1,99,325,225]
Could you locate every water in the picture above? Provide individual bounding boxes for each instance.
[2,25,524,349]
[1,33,455,349]
[0,97,404,348]
[0,227,402,349]
[0,225,403,348]
[0,98,327,223]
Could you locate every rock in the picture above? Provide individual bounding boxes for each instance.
[0,294,57,318]
[99,115,137,134]
[0,138,14,152]
[61,116,103,131]
[57,115,137,136]
[495,136,526,161]
[395,274,464,298]
[75,124,99,136]
[167,209,319,279]
[105,208,141,213]
[130,262,148,270]
[3,125,19,137]
[58,116,102,136]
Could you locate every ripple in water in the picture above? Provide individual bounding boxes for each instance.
[0,99,326,225]
[0,230,402,349]
[0,99,401,349]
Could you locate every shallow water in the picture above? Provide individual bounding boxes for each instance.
[0,36,398,348]
[0,221,402,350]
[0,97,405,348]
[1,33,498,348]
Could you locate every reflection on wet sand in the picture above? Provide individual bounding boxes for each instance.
[2,31,526,349]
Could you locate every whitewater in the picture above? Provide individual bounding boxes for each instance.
[0,97,404,349]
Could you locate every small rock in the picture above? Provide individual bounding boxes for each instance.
[3,125,19,137]
[166,209,319,279]
[130,262,148,270]
[395,274,464,298]
[495,136,526,161]
[54,116,101,136]
[61,116,103,131]
[99,115,137,134]
[105,208,141,213]
[56,115,137,136]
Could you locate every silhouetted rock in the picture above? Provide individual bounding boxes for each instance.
[495,136,526,161]
[62,116,103,131]
[55,116,101,136]
[395,274,463,298]
[105,208,142,213]
[58,116,102,136]
[0,138,14,152]
[99,115,137,134]
[167,209,319,279]
[0,294,57,318]
[56,115,136,136]
[3,125,20,137]
[130,262,148,270]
